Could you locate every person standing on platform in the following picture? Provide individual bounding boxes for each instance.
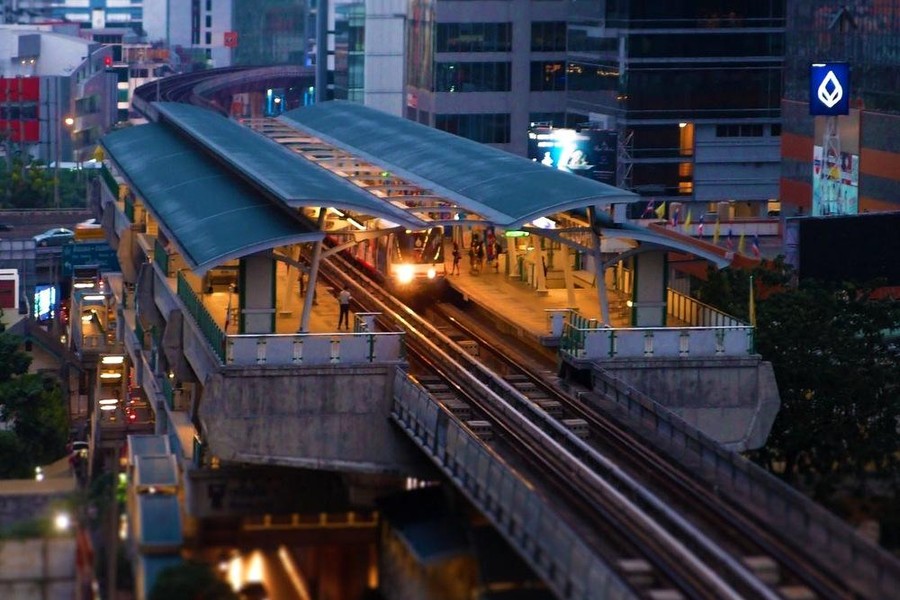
[451,243,461,275]
[337,286,352,330]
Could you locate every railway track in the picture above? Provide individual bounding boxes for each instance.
[314,254,857,600]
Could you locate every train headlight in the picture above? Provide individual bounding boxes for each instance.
[426,267,436,279]
[396,264,415,285]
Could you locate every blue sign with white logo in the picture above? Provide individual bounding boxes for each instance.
[810,63,850,116]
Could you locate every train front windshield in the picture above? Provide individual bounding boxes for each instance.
[394,227,444,264]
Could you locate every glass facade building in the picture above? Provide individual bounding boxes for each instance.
[566,0,785,213]
[405,0,569,154]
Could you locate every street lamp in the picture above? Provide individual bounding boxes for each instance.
[53,112,74,209]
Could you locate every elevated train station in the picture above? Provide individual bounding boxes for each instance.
[84,100,817,598]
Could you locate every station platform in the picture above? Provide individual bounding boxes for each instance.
[443,258,619,347]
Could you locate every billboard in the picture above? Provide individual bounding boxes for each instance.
[798,213,900,285]
[528,127,618,186]
[812,145,858,216]
[810,63,850,116]
[33,284,58,321]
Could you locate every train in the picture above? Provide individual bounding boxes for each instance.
[311,209,448,292]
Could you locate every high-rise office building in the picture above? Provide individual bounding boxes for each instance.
[780,0,900,216]
[404,0,568,155]
[565,1,785,216]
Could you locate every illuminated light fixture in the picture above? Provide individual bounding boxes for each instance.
[81,314,93,323]
[679,122,687,128]
[102,356,125,365]
[532,217,556,229]
[505,231,529,238]
[73,282,95,289]
[83,294,105,301]
[54,513,71,532]
[396,264,414,285]
[426,267,436,279]
[100,372,121,379]
[626,300,634,308]
[99,398,118,405]
[100,405,117,411]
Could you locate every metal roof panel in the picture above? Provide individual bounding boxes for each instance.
[279,101,638,228]
[102,123,322,272]
[153,102,426,228]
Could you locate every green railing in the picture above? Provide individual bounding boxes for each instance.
[124,195,134,221]
[134,320,144,349]
[177,271,225,362]
[154,237,170,277]
[160,376,174,410]
[99,164,118,197]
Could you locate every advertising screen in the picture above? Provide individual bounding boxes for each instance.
[33,284,58,321]
[812,145,858,216]
[528,127,618,186]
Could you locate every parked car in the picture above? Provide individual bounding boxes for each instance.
[33,227,74,246]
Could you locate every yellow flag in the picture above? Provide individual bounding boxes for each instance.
[654,201,666,219]
[682,212,692,231]
[712,219,721,245]
[738,232,746,254]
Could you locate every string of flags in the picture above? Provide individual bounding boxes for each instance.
[649,202,762,258]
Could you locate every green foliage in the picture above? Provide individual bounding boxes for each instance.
[752,279,900,501]
[0,154,87,209]
[0,331,69,477]
[149,560,238,600]
[697,265,900,510]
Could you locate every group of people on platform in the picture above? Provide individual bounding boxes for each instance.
[451,233,503,276]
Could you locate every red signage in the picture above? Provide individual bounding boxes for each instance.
[224,31,238,48]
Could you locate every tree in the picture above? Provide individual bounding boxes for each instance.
[696,266,900,509]
[0,331,69,477]
[751,279,900,502]
[150,561,238,600]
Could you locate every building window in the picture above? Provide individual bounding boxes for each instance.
[436,23,511,52]
[206,15,211,27]
[770,124,781,136]
[715,124,764,137]
[531,22,566,52]
[205,0,211,10]
[435,62,511,93]
[529,112,566,127]
[436,114,510,144]
[531,61,566,91]
[205,32,212,45]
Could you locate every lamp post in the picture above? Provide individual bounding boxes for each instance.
[53,114,74,209]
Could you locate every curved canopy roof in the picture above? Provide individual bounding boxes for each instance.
[154,102,426,228]
[102,123,323,273]
[280,101,638,229]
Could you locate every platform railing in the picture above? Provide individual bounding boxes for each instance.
[154,237,171,278]
[176,271,225,362]
[560,322,754,359]
[667,288,744,327]
[590,368,900,599]
[224,331,405,366]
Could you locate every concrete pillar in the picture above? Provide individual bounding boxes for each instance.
[632,250,667,327]
[239,253,275,334]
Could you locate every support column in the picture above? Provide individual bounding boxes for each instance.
[632,250,667,327]
[561,243,576,307]
[239,253,276,334]
[588,207,610,325]
[300,210,328,333]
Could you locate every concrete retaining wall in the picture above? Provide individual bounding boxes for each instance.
[595,356,780,450]
[199,365,426,474]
